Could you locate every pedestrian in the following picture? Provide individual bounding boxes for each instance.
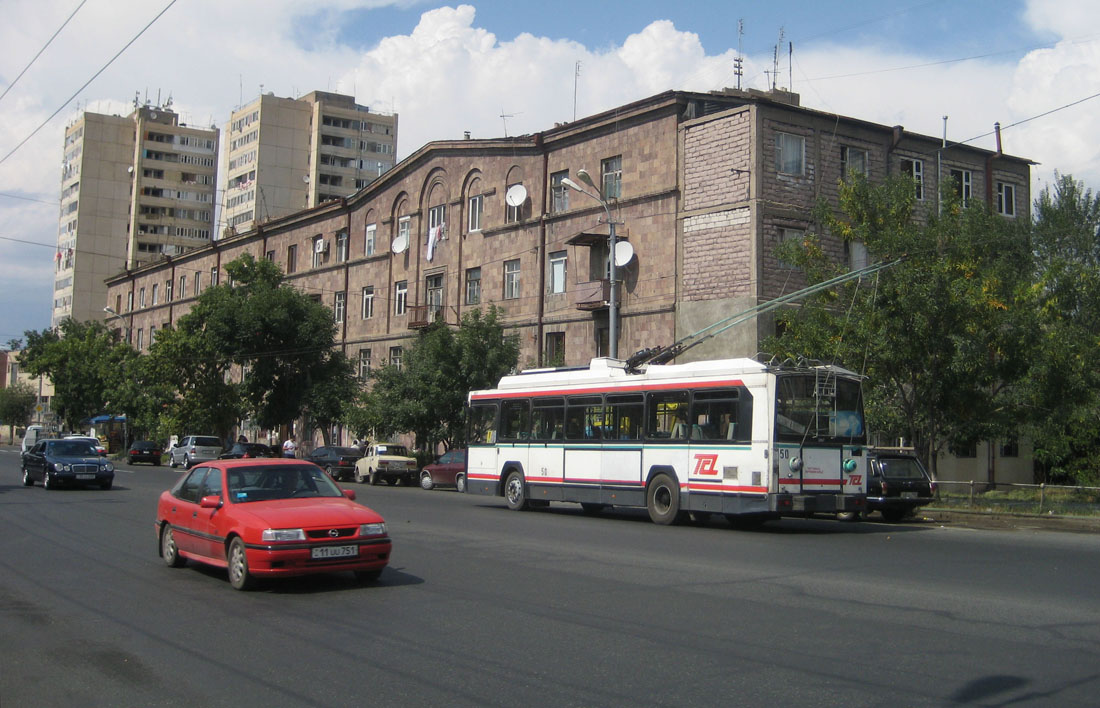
[282,435,297,458]
[237,434,247,443]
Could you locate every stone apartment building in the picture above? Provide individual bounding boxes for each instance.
[103,88,1033,481]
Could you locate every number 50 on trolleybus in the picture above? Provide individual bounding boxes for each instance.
[464,356,868,525]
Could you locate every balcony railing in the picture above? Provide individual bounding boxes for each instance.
[407,303,445,329]
[573,279,610,311]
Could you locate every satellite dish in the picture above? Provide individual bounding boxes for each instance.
[505,184,528,208]
[302,175,310,183]
[126,165,134,174]
[613,240,635,267]
[150,112,157,119]
[390,233,409,254]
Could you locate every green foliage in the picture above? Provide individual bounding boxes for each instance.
[349,306,519,451]
[767,174,1036,475]
[19,319,137,430]
[0,381,37,441]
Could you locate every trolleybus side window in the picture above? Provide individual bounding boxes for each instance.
[565,396,603,440]
[531,398,565,440]
[468,403,498,444]
[646,391,689,440]
[606,394,643,440]
[500,399,530,440]
[690,389,751,443]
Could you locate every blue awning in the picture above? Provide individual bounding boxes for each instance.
[89,414,126,423]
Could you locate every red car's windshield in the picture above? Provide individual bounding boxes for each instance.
[226,465,344,503]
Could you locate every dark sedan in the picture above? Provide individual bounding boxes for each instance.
[219,442,275,460]
[22,438,116,490]
[305,446,362,482]
[128,440,163,465]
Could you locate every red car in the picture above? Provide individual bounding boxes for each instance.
[155,458,391,590]
[419,449,467,492]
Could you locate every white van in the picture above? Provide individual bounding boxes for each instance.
[21,425,45,453]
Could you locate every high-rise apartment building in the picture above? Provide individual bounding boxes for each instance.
[53,102,218,326]
[222,91,397,234]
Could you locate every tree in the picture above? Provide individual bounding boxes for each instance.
[0,381,36,443]
[1023,173,1100,483]
[767,174,1037,478]
[19,320,136,431]
[349,307,519,451]
[302,351,357,446]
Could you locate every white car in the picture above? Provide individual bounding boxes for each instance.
[168,435,224,469]
[64,435,107,456]
[354,443,417,485]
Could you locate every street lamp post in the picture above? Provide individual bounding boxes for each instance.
[561,170,619,360]
[103,306,129,344]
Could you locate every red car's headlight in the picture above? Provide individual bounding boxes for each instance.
[359,523,387,537]
[262,529,306,542]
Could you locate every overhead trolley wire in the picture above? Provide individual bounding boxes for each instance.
[0,0,88,106]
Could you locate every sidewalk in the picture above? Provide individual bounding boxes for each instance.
[913,507,1100,533]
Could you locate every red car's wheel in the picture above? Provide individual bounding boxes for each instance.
[161,525,186,567]
[227,537,255,591]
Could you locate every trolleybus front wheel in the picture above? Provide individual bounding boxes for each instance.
[504,470,529,511]
[646,473,682,525]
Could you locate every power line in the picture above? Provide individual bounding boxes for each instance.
[0,0,178,168]
[0,0,88,106]
[0,191,59,205]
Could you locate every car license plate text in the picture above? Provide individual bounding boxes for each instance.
[76,473,96,480]
[901,491,918,499]
[311,545,357,559]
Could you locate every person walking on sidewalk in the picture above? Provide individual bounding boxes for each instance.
[282,436,297,458]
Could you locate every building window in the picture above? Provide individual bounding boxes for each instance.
[950,169,972,206]
[333,291,345,323]
[115,294,122,313]
[950,441,977,458]
[601,156,622,199]
[426,274,444,319]
[846,240,869,271]
[179,275,186,299]
[549,251,567,294]
[1001,438,1019,458]
[997,182,1016,217]
[149,324,156,342]
[468,194,483,232]
[151,283,159,305]
[900,158,924,200]
[357,348,371,381]
[545,331,565,366]
[504,259,521,300]
[398,216,410,249]
[389,346,403,371]
[265,250,275,261]
[165,279,172,303]
[365,223,376,256]
[136,328,144,350]
[127,291,133,312]
[465,267,481,305]
[775,132,805,176]
[841,146,868,179]
[361,286,374,319]
[336,231,348,263]
[589,240,610,281]
[211,266,218,286]
[139,287,146,308]
[394,280,407,315]
[312,236,324,268]
[194,272,201,295]
[550,170,570,213]
[779,228,804,270]
[287,244,297,273]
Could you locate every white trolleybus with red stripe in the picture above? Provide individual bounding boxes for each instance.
[461,261,901,526]
[465,354,869,525]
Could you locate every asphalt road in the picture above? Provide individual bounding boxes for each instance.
[1,448,1099,707]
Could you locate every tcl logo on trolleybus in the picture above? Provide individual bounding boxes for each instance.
[692,454,719,476]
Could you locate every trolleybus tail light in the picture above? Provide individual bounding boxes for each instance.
[843,458,858,473]
[789,457,803,472]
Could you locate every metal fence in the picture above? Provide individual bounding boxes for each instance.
[934,480,1100,516]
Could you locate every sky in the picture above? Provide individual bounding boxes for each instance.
[1,0,1098,343]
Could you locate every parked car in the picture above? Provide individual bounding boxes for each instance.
[169,435,223,469]
[305,446,362,482]
[64,435,107,456]
[21,438,115,490]
[841,449,936,522]
[354,443,418,485]
[219,442,275,460]
[128,440,163,465]
[419,449,467,492]
[155,458,392,590]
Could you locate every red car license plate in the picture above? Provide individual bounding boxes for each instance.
[311,545,357,559]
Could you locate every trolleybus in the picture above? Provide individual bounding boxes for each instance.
[465,356,868,525]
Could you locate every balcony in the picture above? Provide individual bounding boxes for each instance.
[573,279,610,311]
[407,304,446,329]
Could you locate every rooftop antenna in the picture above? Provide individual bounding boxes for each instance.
[735,19,744,90]
[573,61,581,121]
[500,108,521,137]
[788,41,793,91]
[772,27,784,90]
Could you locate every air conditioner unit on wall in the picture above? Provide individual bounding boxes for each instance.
[314,239,326,254]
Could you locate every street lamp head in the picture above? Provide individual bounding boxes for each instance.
[575,169,598,193]
[103,306,117,315]
[560,177,586,193]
